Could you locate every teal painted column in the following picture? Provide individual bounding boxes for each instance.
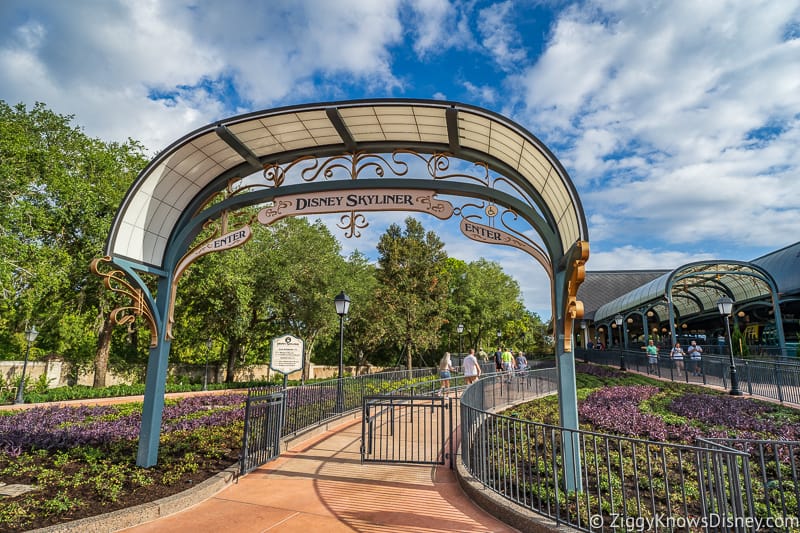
[136,275,173,467]
[555,270,582,492]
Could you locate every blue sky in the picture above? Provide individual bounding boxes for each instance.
[1,0,798,319]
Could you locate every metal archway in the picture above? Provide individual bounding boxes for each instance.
[94,100,590,484]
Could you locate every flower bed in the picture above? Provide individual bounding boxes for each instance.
[0,393,246,532]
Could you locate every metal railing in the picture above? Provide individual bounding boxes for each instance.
[459,369,800,532]
[240,387,284,474]
[361,394,451,465]
[706,438,800,527]
[578,348,800,406]
[278,367,438,436]
[240,367,438,473]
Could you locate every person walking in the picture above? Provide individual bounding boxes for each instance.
[438,352,454,394]
[687,340,703,376]
[494,347,503,372]
[501,347,515,382]
[515,351,528,378]
[670,342,685,374]
[462,348,481,385]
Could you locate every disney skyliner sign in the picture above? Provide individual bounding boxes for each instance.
[176,188,550,283]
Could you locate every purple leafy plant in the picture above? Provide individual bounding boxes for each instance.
[0,393,246,455]
[578,385,669,440]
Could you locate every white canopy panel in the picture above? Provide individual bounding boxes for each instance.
[107,100,587,268]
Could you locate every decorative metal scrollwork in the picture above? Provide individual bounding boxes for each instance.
[90,256,158,348]
[168,208,256,339]
[337,211,368,238]
[253,148,509,192]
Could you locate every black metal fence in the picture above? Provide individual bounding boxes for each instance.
[459,368,800,532]
[361,395,451,465]
[240,387,284,475]
[240,368,437,473]
[578,347,800,406]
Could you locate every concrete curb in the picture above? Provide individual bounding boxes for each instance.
[28,412,360,533]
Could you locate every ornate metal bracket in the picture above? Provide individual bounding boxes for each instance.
[90,256,158,348]
[563,240,590,352]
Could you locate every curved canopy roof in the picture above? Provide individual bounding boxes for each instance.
[594,261,779,323]
[752,241,800,297]
[106,99,588,270]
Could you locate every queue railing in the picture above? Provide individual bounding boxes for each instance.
[578,347,800,406]
[458,369,800,532]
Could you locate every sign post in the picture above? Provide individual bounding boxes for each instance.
[270,334,305,390]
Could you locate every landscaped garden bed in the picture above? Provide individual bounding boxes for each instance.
[494,364,800,530]
[0,393,246,532]
[0,372,438,531]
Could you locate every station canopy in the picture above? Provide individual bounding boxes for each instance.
[106,99,587,270]
[751,241,800,299]
[594,261,779,323]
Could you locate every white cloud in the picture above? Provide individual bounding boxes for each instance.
[516,0,800,268]
[477,1,528,72]
[462,81,497,104]
[0,0,409,150]
[587,245,714,271]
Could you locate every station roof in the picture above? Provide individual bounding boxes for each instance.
[594,261,779,323]
[752,241,800,297]
[106,99,588,270]
[577,270,668,320]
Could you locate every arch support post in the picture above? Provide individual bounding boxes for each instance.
[136,275,173,467]
[554,241,588,493]
[555,340,581,492]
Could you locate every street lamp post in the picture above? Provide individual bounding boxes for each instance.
[203,338,212,391]
[15,326,39,404]
[334,291,351,413]
[615,314,626,371]
[717,296,742,396]
[457,324,464,355]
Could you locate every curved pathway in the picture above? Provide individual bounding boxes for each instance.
[121,417,516,532]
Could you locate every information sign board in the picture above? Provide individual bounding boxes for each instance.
[269,334,304,375]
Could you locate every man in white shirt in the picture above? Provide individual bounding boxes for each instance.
[462,348,481,384]
[687,340,703,376]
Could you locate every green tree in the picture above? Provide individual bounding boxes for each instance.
[335,250,381,371]
[375,217,449,369]
[0,101,148,384]
[174,217,349,381]
[437,255,551,358]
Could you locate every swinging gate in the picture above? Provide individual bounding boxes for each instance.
[240,386,285,475]
[361,395,455,467]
